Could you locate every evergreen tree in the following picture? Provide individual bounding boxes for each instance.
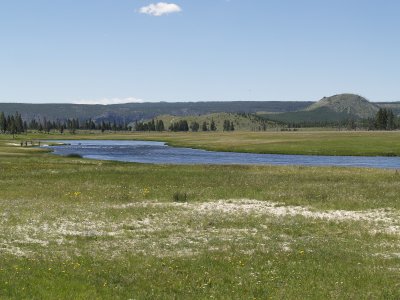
[149,119,156,131]
[375,108,388,130]
[190,121,199,132]
[223,120,230,131]
[0,112,5,133]
[181,120,189,131]
[168,120,189,132]
[6,115,11,133]
[156,120,165,131]
[15,112,24,133]
[387,109,395,130]
[210,119,217,131]
[9,115,17,136]
[202,121,208,131]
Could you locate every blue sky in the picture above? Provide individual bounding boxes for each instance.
[1,0,399,104]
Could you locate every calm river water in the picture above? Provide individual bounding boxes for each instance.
[44,140,400,169]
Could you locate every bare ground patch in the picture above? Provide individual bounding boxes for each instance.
[1,199,400,258]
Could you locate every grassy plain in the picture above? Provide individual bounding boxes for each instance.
[1,132,400,298]
[22,129,400,156]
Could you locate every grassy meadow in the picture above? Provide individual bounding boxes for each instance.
[22,129,400,156]
[1,132,400,298]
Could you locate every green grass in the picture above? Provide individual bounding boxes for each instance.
[139,130,400,156]
[18,129,400,156]
[162,130,400,157]
[1,134,400,298]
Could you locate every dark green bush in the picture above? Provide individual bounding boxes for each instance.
[66,153,83,158]
[173,192,188,202]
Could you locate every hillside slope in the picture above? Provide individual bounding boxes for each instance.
[141,113,276,131]
[260,94,381,124]
[306,94,379,118]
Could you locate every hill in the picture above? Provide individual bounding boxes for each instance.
[0,101,312,124]
[136,113,277,131]
[260,94,381,124]
[305,94,379,118]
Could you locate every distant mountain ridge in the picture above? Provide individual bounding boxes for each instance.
[1,95,399,125]
[0,101,312,123]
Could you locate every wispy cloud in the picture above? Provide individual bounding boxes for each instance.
[139,2,182,17]
[73,97,144,105]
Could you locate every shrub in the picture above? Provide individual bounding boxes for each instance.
[66,153,83,158]
[173,192,188,202]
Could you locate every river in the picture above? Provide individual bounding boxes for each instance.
[44,140,400,169]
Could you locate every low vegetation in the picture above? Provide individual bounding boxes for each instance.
[0,134,400,298]
[5,130,400,157]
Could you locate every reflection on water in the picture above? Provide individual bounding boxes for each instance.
[44,140,400,169]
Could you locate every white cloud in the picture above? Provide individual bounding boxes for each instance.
[139,2,182,16]
[73,97,144,105]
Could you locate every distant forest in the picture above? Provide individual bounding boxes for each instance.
[0,111,130,134]
[133,118,234,132]
[0,101,313,124]
[0,108,399,135]
[0,111,237,134]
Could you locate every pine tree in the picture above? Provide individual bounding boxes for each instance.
[6,115,11,133]
[210,119,216,131]
[375,108,388,130]
[223,120,229,131]
[9,115,17,136]
[150,119,156,131]
[0,112,5,133]
[202,121,208,131]
[14,112,24,133]
[387,109,395,130]
[156,120,165,131]
[190,121,199,132]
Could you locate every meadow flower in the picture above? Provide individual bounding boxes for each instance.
[141,188,150,197]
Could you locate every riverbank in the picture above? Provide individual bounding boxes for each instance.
[9,130,400,157]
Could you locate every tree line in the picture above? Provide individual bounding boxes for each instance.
[0,112,25,134]
[134,119,233,132]
[0,111,241,135]
[275,108,399,131]
[134,119,165,131]
[29,118,131,134]
[0,111,133,135]
[371,108,397,130]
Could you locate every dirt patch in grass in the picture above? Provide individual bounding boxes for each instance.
[1,199,400,259]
